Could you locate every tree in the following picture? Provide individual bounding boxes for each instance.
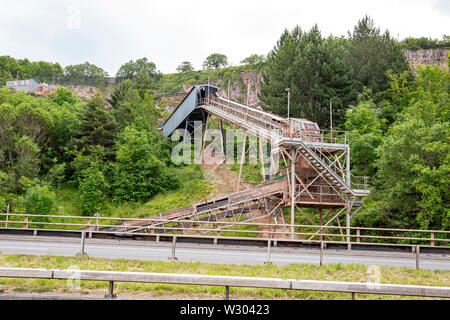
[346,15,409,99]
[73,93,117,159]
[260,25,355,127]
[116,57,161,84]
[176,61,194,73]
[202,54,228,69]
[345,101,385,177]
[112,125,179,202]
[0,55,23,85]
[241,54,265,65]
[63,62,108,86]
[78,165,107,216]
[354,65,449,230]
[22,185,56,219]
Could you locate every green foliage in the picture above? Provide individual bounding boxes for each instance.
[241,54,265,66]
[22,185,55,216]
[260,25,355,127]
[77,166,107,216]
[376,119,449,230]
[111,125,180,203]
[45,163,66,188]
[345,101,385,177]
[73,92,117,159]
[160,64,255,94]
[353,64,450,230]
[401,36,450,50]
[109,83,159,130]
[202,53,228,70]
[52,87,78,106]
[116,57,161,86]
[0,56,63,85]
[176,61,194,73]
[62,61,108,86]
[346,15,409,100]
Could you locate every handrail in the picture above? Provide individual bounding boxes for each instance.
[0,267,448,299]
[1,213,449,234]
[0,213,449,247]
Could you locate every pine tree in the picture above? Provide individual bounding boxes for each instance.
[74,92,117,159]
[346,15,409,100]
[260,25,355,128]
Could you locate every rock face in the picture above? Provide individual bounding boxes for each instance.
[216,71,262,107]
[405,49,449,71]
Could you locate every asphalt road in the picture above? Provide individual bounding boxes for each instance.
[0,236,449,270]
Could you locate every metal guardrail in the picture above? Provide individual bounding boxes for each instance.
[0,267,448,299]
[0,213,449,248]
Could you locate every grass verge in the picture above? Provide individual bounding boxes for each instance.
[0,254,448,300]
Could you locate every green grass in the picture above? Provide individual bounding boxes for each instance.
[0,254,448,299]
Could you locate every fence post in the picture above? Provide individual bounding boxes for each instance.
[87,218,92,238]
[168,235,178,261]
[5,203,9,228]
[265,239,272,265]
[356,228,360,243]
[24,216,29,229]
[76,231,87,257]
[320,241,324,266]
[225,286,230,300]
[416,245,420,270]
[430,233,434,246]
[105,281,116,299]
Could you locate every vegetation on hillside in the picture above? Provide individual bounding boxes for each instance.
[401,35,450,50]
[0,15,448,233]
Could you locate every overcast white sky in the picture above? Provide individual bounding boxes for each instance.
[1,0,449,75]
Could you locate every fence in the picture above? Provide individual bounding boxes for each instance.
[0,267,448,299]
[0,213,449,249]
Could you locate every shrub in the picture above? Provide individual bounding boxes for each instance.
[77,166,106,216]
[22,185,56,219]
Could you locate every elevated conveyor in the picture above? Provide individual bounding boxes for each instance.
[131,85,372,238]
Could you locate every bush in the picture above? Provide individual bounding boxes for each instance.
[111,126,180,203]
[22,185,56,217]
[77,166,106,216]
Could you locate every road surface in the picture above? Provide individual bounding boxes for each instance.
[0,236,449,270]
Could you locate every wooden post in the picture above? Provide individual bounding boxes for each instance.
[320,241,324,266]
[169,236,178,261]
[265,240,272,265]
[416,245,420,270]
[5,203,9,228]
[356,228,360,243]
[76,231,87,257]
[430,233,434,246]
[24,216,28,229]
[87,218,92,238]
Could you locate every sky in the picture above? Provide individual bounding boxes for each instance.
[1,0,449,76]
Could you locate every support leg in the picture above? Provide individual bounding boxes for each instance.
[236,132,247,192]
